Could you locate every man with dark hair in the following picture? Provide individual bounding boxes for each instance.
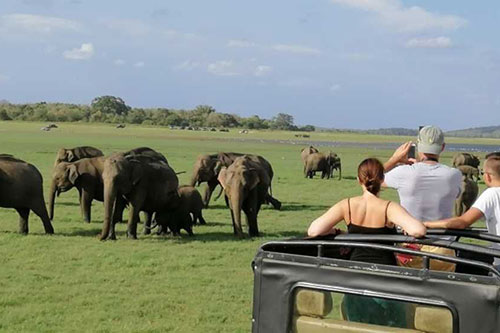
[486,152,500,159]
[425,156,500,265]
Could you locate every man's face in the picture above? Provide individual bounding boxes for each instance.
[482,160,495,187]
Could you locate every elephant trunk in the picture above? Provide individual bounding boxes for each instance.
[338,164,342,180]
[230,188,244,237]
[48,180,58,221]
[101,179,117,240]
[190,172,199,187]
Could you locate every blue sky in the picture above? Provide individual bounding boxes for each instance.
[0,0,498,130]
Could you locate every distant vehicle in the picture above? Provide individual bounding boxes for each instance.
[47,123,58,129]
[116,124,126,128]
[40,126,51,131]
[239,129,249,134]
[252,229,500,332]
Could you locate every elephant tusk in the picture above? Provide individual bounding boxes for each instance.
[145,221,159,230]
[175,171,186,175]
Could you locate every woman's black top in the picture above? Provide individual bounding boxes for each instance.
[347,199,397,266]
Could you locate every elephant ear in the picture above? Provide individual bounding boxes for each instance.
[131,161,144,186]
[218,167,228,190]
[67,150,75,162]
[246,169,260,191]
[68,164,80,184]
[213,160,223,176]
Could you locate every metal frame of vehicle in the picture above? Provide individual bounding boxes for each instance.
[251,229,500,333]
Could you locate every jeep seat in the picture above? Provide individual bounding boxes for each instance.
[293,290,423,333]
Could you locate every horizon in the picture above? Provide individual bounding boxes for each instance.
[0,0,499,130]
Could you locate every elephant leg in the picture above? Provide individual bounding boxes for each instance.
[16,208,30,234]
[127,202,143,239]
[31,201,55,234]
[113,198,126,224]
[81,190,92,223]
[143,212,152,235]
[197,211,206,225]
[266,194,281,210]
[243,204,259,237]
[203,181,218,208]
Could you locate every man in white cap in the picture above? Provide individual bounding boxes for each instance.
[382,126,462,270]
[383,125,462,222]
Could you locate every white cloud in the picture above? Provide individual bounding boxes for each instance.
[207,60,239,76]
[114,59,126,66]
[254,65,272,77]
[0,74,10,83]
[330,0,466,33]
[174,60,200,71]
[105,19,150,37]
[164,29,197,40]
[227,39,258,48]
[63,43,94,60]
[272,44,321,55]
[134,61,145,68]
[405,36,452,48]
[330,84,341,92]
[0,14,80,34]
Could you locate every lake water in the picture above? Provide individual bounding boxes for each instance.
[228,138,500,153]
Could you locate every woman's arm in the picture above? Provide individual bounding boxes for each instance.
[307,199,347,237]
[387,202,426,238]
[424,208,483,229]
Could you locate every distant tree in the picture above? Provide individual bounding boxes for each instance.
[127,108,147,124]
[241,115,268,129]
[189,105,216,126]
[91,96,131,116]
[271,113,295,130]
[298,125,315,132]
[0,109,11,120]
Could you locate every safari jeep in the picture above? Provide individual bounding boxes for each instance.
[251,229,500,333]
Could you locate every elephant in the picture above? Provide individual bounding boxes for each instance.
[304,152,331,179]
[54,146,104,166]
[455,175,478,216]
[300,146,319,164]
[326,151,342,180]
[218,155,271,237]
[456,165,480,182]
[0,154,54,234]
[190,152,281,210]
[100,152,179,240]
[48,156,115,223]
[153,185,205,236]
[452,153,480,168]
[123,147,169,165]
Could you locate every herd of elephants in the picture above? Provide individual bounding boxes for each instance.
[0,143,481,240]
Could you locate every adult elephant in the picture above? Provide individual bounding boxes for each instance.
[218,156,270,237]
[100,153,179,240]
[300,146,319,164]
[48,156,114,223]
[0,154,54,234]
[304,152,330,179]
[452,153,480,168]
[54,146,104,166]
[190,152,280,209]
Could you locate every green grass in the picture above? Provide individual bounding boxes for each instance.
[0,121,494,332]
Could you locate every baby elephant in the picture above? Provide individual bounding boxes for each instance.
[154,186,205,236]
[456,165,480,182]
[455,175,479,216]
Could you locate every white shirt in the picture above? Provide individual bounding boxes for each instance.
[472,187,500,265]
[385,163,462,221]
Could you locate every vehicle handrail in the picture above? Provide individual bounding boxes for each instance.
[260,238,500,277]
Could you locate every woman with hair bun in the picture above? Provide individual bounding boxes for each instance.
[308,158,426,328]
[308,157,426,266]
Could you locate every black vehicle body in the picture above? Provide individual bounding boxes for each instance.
[251,229,500,333]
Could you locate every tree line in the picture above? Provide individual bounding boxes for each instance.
[0,96,315,131]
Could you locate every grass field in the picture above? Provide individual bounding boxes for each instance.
[0,121,496,332]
